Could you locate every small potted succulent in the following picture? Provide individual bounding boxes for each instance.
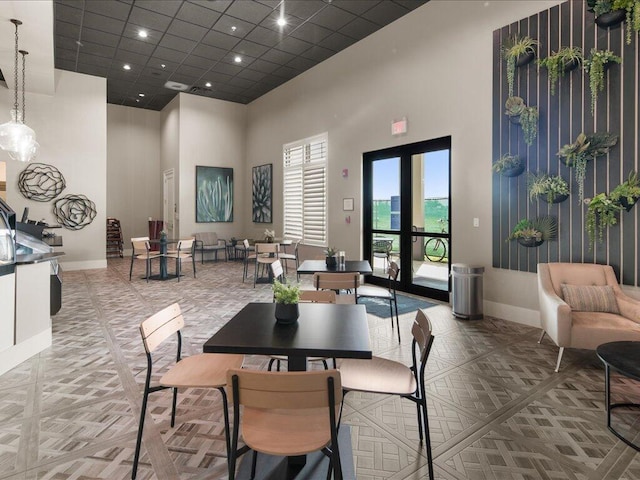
[504,96,538,146]
[584,48,622,114]
[527,172,570,204]
[586,192,624,247]
[492,153,525,177]
[325,246,338,268]
[610,171,640,211]
[507,216,557,247]
[502,35,540,97]
[537,46,583,95]
[272,279,300,324]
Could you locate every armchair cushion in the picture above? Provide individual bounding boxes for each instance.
[560,284,619,314]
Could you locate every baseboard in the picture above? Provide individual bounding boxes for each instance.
[0,328,52,376]
[484,300,541,328]
[59,260,107,271]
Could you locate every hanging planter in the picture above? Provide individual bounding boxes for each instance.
[527,172,570,204]
[595,9,626,27]
[492,154,525,177]
[584,48,622,115]
[507,216,557,246]
[517,237,544,248]
[537,46,583,96]
[610,171,640,212]
[504,97,538,147]
[501,35,539,97]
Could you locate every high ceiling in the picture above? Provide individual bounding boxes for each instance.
[53,0,428,111]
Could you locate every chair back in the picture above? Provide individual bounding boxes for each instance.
[227,368,342,410]
[131,236,151,255]
[387,261,400,281]
[177,238,195,254]
[541,262,619,299]
[271,260,285,282]
[243,239,251,250]
[139,303,184,354]
[373,239,392,254]
[299,289,336,303]
[313,272,360,291]
[412,309,434,364]
[256,242,279,256]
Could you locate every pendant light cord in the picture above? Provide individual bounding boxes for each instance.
[12,20,19,119]
[20,51,27,123]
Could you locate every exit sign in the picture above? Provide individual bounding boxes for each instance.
[392,117,407,136]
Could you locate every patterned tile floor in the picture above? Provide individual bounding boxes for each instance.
[1,257,639,479]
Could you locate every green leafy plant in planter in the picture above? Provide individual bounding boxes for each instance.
[584,48,622,114]
[492,153,524,177]
[610,171,640,211]
[507,216,557,247]
[527,172,570,203]
[588,0,640,44]
[537,46,583,95]
[325,246,338,268]
[504,96,538,146]
[502,35,539,97]
[614,0,640,44]
[586,192,623,247]
[272,280,301,324]
[557,132,618,203]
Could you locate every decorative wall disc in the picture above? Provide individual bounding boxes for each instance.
[53,194,97,230]
[17,163,66,202]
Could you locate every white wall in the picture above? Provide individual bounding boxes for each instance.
[176,93,247,239]
[160,96,180,234]
[2,69,107,270]
[246,0,565,322]
[107,104,161,246]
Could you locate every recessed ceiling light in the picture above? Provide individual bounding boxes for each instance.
[123,64,131,70]
[205,82,212,87]
[277,17,286,27]
[231,26,237,32]
[138,93,145,97]
[234,55,242,63]
[138,29,148,38]
[161,64,166,68]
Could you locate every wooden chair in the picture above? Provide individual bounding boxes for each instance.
[165,238,196,281]
[193,232,227,263]
[226,368,343,480]
[267,286,337,372]
[313,272,360,304]
[357,261,401,342]
[279,238,301,281]
[129,236,161,282]
[338,309,435,479]
[241,239,257,283]
[132,303,244,479]
[254,242,280,287]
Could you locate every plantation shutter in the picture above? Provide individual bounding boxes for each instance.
[283,133,327,247]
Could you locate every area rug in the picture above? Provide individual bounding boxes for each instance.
[359,294,436,318]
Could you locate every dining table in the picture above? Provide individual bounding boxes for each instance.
[296,259,373,275]
[203,302,371,479]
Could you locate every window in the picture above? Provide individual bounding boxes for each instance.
[283,133,327,247]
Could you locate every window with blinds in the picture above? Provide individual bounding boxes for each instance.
[283,133,327,248]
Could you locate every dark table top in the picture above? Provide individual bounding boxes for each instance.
[597,341,640,382]
[297,259,373,275]
[203,302,372,370]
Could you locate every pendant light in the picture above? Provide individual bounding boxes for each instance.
[8,50,39,162]
[0,19,37,161]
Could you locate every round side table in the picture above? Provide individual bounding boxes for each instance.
[596,341,640,451]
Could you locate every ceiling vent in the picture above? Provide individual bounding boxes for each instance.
[189,86,213,95]
[164,81,190,91]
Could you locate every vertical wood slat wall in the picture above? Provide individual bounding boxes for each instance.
[492,0,640,285]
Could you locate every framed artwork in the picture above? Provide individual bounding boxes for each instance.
[343,198,354,211]
[252,163,272,223]
[196,166,233,222]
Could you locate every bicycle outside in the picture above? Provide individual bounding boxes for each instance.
[424,218,448,263]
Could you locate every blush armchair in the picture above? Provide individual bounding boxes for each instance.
[537,262,640,372]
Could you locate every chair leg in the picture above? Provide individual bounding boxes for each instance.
[129,255,134,281]
[538,330,546,344]
[250,450,258,479]
[421,397,435,480]
[554,347,564,373]
[132,389,150,480]
[170,387,178,428]
[192,255,196,278]
[267,358,276,371]
[176,258,181,282]
[394,298,400,343]
[218,387,232,471]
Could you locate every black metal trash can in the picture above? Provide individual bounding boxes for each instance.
[451,264,484,319]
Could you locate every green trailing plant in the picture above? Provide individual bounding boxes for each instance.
[507,216,557,242]
[502,35,539,97]
[504,96,538,146]
[613,0,640,45]
[557,132,618,202]
[610,171,640,205]
[588,0,616,15]
[537,46,583,95]
[272,279,300,304]
[586,192,623,247]
[492,153,522,175]
[527,172,570,203]
[584,48,622,114]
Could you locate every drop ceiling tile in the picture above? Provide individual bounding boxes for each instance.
[191,43,227,61]
[237,68,266,81]
[159,34,197,53]
[284,0,327,20]
[255,0,280,8]
[176,2,222,28]
[55,58,77,70]
[362,1,410,26]
[204,71,233,83]
[55,35,79,52]
[260,74,287,87]
[289,22,333,44]
[230,77,255,89]
[114,49,149,65]
[247,59,280,74]
[77,63,109,77]
[80,41,117,59]
[215,83,245,95]
[395,0,428,10]
[56,48,78,62]
[79,52,113,67]
[118,37,157,56]
[188,0,233,14]
[272,65,299,80]
[300,45,335,63]
[224,1,273,24]
[168,73,198,85]
[201,30,241,50]
[128,6,173,31]
[210,62,243,76]
[275,36,312,55]
[286,56,316,71]
[149,57,179,71]
[245,26,282,47]
[212,14,255,38]
[82,12,126,36]
[166,19,208,42]
[339,17,379,41]
[332,0,380,16]
[234,40,270,58]
[81,28,121,48]
[308,5,356,30]
[183,54,216,70]
[176,64,208,79]
[135,0,182,17]
[111,67,144,80]
[136,74,168,87]
[153,46,188,63]
[261,49,295,65]
[55,20,81,40]
[83,0,131,20]
[54,4,83,25]
[260,11,303,32]
[319,31,357,52]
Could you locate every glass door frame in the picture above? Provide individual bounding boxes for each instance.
[363,136,451,302]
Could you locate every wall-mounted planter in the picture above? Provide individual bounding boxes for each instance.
[515,50,535,67]
[500,163,525,178]
[517,237,544,248]
[619,196,639,212]
[539,193,569,204]
[595,10,626,29]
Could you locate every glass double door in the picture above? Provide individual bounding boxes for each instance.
[363,137,451,301]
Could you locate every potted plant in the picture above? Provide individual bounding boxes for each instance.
[587,0,640,43]
[586,192,624,247]
[557,132,618,202]
[584,48,622,114]
[230,237,238,247]
[527,172,570,203]
[325,246,337,268]
[502,35,540,97]
[610,171,640,211]
[507,216,557,247]
[264,229,275,243]
[272,279,300,324]
[614,0,640,44]
[504,97,538,146]
[537,46,583,95]
[492,153,525,177]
